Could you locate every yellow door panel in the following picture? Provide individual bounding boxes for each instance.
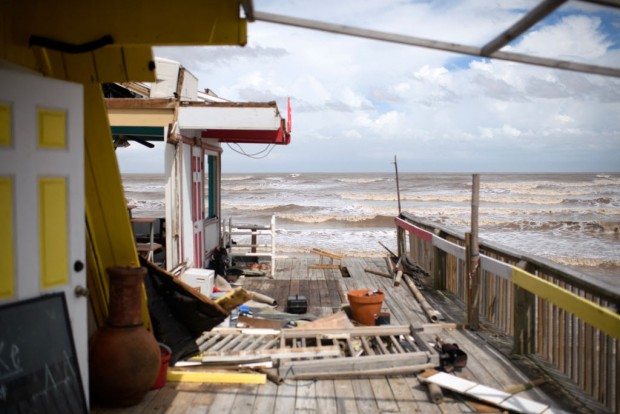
[0,103,11,147]
[39,177,69,289]
[0,177,15,298]
[38,109,67,149]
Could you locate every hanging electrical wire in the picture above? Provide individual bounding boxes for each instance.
[226,142,276,159]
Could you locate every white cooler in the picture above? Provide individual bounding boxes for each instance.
[179,268,215,297]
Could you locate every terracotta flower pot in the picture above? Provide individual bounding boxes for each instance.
[347,289,385,326]
[89,266,161,407]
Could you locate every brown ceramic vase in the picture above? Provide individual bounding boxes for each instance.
[89,266,160,407]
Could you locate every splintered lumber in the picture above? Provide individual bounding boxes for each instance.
[379,241,397,258]
[364,268,392,279]
[421,372,556,414]
[293,311,354,330]
[202,345,341,364]
[427,383,443,404]
[308,248,344,272]
[385,254,396,274]
[166,369,266,384]
[250,291,278,306]
[402,275,443,323]
[393,258,403,287]
[287,363,436,380]
[418,369,443,404]
[215,287,253,312]
[310,248,343,260]
[238,315,286,330]
[254,367,284,385]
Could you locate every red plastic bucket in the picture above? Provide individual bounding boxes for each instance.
[151,343,171,389]
[347,289,384,325]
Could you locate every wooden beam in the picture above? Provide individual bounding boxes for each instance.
[105,98,177,109]
[481,0,566,56]
[254,10,620,78]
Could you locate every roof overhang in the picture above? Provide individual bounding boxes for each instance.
[178,102,291,145]
[106,98,176,128]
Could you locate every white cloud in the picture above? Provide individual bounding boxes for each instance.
[555,114,574,124]
[134,1,620,174]
[512,15,612,60]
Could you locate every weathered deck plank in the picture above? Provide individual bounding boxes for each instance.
[91,256,574,414]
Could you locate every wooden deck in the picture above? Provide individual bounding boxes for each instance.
[92,256,579,413]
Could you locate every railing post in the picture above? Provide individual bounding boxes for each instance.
[512,260,536,355]
[468,174,481,330]
[432,228,445,290]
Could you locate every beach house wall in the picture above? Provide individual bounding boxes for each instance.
[0,0,247,405]
[106,57,291,271]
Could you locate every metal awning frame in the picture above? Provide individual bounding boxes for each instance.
[243,0,620,78]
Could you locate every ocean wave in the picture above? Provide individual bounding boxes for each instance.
[126,199,165,215]
[223,203,307,213]
[340,192,568,205]
[562,197,617,207]
[547,256,620,269]
[279,213,395,227]
[481,177,620,192]
[222,185,265,191]
[276,245,388,258]
[337,177,384,184]
[486,219,620,234]
[123,184,164,193]
[222,175,254,181]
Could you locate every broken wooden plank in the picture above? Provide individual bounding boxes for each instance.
[293,310,353,330]
[420,372,563,414]
[215,287,253,311]
[167,369,266,384]
[364,268,392,279]
[287,363,437,380]
[202,345,341,364]
[311,248,343,260]
[402,275,443,322]
[281,352,435,376]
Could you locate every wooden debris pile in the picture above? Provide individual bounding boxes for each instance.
[364,242,443,323]
[169,318,440,383]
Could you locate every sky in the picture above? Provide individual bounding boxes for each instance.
[117,0,620,174]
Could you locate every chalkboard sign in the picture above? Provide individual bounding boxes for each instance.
[0,293,87,413]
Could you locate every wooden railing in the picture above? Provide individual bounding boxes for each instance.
[397,212,620,413]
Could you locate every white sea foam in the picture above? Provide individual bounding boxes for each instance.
[222,185,265,191]
[121,172,620,281]
[222,175,254,181]
[337,177,384,184]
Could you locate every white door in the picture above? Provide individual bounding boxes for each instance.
[0,69,88,398]
[191,145,204,268]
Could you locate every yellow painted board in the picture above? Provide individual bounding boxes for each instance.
[119,46,157,83]
[0,103,11,147]
[82,83,151,329]
[39,177,69,289]
[64,52,100,84]
[167,370,266,384]
[215,287,252,312]
[6,0,246,47]
[38,109,66,149]
[93,47,129,83]
[512,267,620,341]
[0,177,15,299]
